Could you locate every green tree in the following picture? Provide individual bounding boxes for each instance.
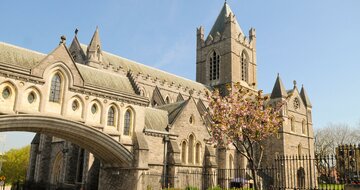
[1,145,30,184]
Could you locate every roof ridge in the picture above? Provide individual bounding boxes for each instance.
[76,63,128,78]
[145,106,168,113]
[106,51,208,87]
[80,43,210,90]
[0,41,46,56]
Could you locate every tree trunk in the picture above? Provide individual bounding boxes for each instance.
[250,161,259,190]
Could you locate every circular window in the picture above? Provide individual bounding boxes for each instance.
[27,92,36,104]
[2,87,11,99]
[91,104,97,114]
[72,100,79,111]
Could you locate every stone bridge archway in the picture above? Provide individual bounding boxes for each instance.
[0,114,133,168]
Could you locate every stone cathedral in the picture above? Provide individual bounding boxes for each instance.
[0,2,314,190]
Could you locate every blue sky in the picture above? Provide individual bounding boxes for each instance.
[0,0,359,151]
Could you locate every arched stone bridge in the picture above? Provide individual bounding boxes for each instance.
[0,114,133,167]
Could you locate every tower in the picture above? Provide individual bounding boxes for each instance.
[196,2,257,90]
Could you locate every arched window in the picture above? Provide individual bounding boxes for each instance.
[49,74,62,103]
[188,135,194,164]
[123,109,133,136]
[298,144,302,156]
[229,154,234,169]
[229,154,234,177]
[195,143,201,164]
[241,51,248,82]
[165,96,170,104]
[290,117,295,132]
[50,152,64,184]
[209,51,220,81]
[107,107,116,126]
[181,141,187,164]
[302,120,306,135]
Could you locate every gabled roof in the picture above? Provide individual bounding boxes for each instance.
[1,37,210,95]
[300,85,312,108]
[80,44,211,93]
[208,2,243,38]
[270,74,287,99]
[31,42,85,87]
[152,86,166,106]
[176,93,185,102]
[144,107,168,132]
[69,35,86,63]
[157,100,188,124]
[0,42,45,68]
[76,64,135,93]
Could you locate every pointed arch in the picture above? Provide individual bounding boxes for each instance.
[188,134,195,164]
[50,151,64,184]
[165,96,171,104]
[123,107,135,136]
[208,50,220,81]
[290,116,295,132]
[24,86,42,112]
[0,81,18,113]
[302,120,306,135]
[67,95,84,119]
[181,140,187,164]
[87,99,102,125]
[241,50,249,82]
[49,72,63,103]
[107,106,116,127]
[195,142,202,164]
[229,154,234,177]
[229,154,234,169]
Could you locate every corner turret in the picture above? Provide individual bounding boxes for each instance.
[270,74,287,99]
[300,85,312,108]
[86,27,103,68]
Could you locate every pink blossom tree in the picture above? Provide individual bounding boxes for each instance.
[206,84,283,189]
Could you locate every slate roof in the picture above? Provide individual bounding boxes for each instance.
[208,2,243,38]
[0,40,209,96]
[80,44,210,94]
[76,64,135,93]
[0,42,45,68]
[157,100,188,124]
[144,107,168,132]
